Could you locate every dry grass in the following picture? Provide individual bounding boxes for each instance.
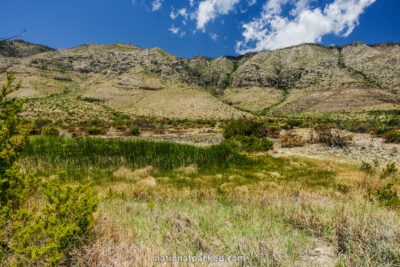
[80,180,400,266]
[71,216,159,267]
[175,164,198,175]
[136,176,157,187]
[113,166,156,181]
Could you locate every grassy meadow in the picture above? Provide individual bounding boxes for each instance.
[17,136,400,266]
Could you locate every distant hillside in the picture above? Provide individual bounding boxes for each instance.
[0,40,399,121]
[0,39,54,57]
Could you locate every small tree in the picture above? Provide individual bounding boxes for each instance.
[0,72,31,235]
[0,73,98,264]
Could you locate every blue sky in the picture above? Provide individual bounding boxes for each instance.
[0,0,399,58]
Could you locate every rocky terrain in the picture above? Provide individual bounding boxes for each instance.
[270,129,400,166]
[1,40,399,120]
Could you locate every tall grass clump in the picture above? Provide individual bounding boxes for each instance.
[22,136,256,180]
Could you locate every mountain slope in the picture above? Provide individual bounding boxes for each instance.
[1,40,399,120]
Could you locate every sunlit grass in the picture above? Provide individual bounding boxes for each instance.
[21,136,255,181]
[20,136,400,266]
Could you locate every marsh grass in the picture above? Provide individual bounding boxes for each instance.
[21,137,335,191]
[21,136,256,181]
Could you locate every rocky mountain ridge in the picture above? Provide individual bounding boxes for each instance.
[1,40,399,120]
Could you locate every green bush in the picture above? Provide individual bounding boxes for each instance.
[0,73,98,264]
[129,125,141,136]
[375,183,400,208]
[223,120,264,139]
[88,126,105,135]
[89,118,105,127]
[223,135,273,152]
[223,119,280,138]
[9,178,97,265]
[284,119,303,129]
[33,118,52,130]
[41,127,60,136]
[383,130,400,144]
[381,162,398,179]
[360,161,374,176]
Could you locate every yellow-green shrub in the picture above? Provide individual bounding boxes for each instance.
[0,73,98,264]
[42,127,60,136]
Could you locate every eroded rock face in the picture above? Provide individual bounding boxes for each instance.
[1,40,399,119]
[341,42,400,94]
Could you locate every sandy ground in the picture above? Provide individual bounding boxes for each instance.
[269,129,400,166]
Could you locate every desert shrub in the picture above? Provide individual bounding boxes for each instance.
[368,109,400,117]
[223,135,273,152]
[387,118,400,127]
[309,126,349,147]
[223,120,264,139]
[112,112,129,127]
[68,126,77,133]
[0,73,98,264]
[336,183,350,194]
[42,127,60,136]
[258,124,281,138]
[360,161,374,176]
[348,123,371,133]
[284,119,303,129]
[88,126,105,135]
[129,125,141,136]
[381,162,398,179]
[223,120,280,140]
[32,118,52,134]
[9,179,97,265]
[280,134,306,148]
[89,118,105,127]
[374,125,392,135]
[34,118,52,128]
[375,183,400,208]
[382,130,400,144]
[54,120,64,127]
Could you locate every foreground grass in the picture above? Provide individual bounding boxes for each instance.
[20,136,400,266]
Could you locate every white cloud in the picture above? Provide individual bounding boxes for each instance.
[152,0,164,11]
[169,26,180,34]
[178,8,189,19]
[195,0,241,31]
[169,26,186,37]
[170,9,178,19]
[248,0,257,6]
[290,0,312,16]
[210,32,218,41]
[171,8,188,20]
[236,0,376,54]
